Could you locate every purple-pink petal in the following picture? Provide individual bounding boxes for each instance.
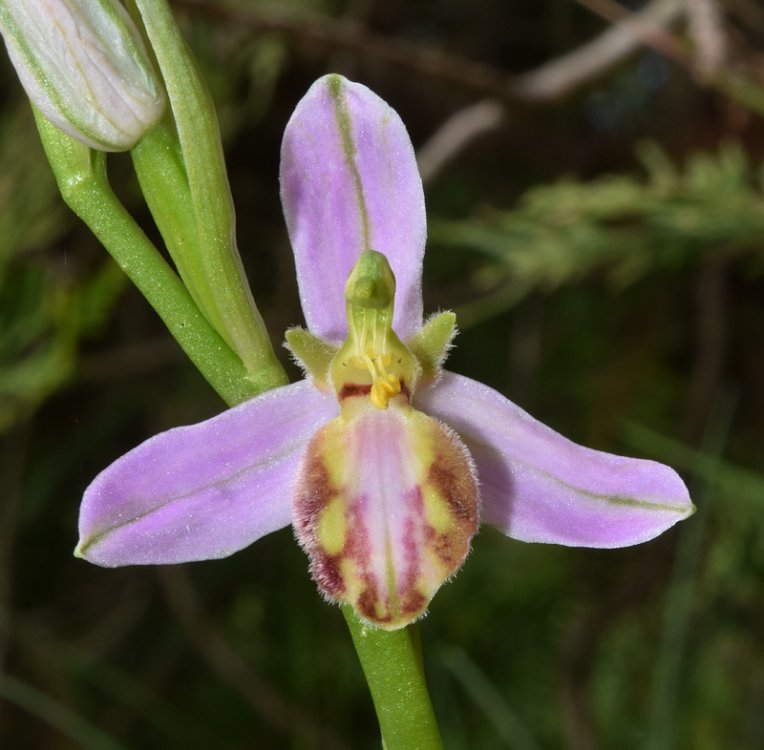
[280,74,425,343]
[416,372,693,548]
[77,381,337,566]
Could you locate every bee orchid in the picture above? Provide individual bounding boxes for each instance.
[77,75,693,630]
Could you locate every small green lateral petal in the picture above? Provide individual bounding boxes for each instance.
[293,396,479,630]
[285,327,338,390]
[407,312,457,380]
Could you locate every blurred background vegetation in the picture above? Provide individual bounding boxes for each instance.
[2,0,764,747]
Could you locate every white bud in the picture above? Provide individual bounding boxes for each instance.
[0,0,165,151]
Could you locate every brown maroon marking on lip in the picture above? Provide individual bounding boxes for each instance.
[293,448,336,536]
[433,529,461,567]
[339,383,372,400]
[427,451,480,531]
[400,490,424,603]
[357,583,391,624]
[355,558,392,624]
[313,553,345,598]
[421,432,479,572]
[338,381,411,402]
[340,496,394,624]
[400,589,427,618]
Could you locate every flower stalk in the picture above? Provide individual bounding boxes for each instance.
[33,112,257,407]
[342,607,444,750]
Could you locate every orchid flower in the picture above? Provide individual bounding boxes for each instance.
[76,74,693,631]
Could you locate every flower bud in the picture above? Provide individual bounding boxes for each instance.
[0,0,165,151]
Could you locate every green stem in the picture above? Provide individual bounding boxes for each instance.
[342,606,444,750]
[34,112,256,407]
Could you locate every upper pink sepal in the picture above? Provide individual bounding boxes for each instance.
[293,394,479,630]
[280,74,426,343]
[417,372,693,548]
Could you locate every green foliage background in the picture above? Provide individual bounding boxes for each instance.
[1,1,764,748]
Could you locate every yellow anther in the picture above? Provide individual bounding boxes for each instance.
[354,353,401,409]
[370,376,400,409]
